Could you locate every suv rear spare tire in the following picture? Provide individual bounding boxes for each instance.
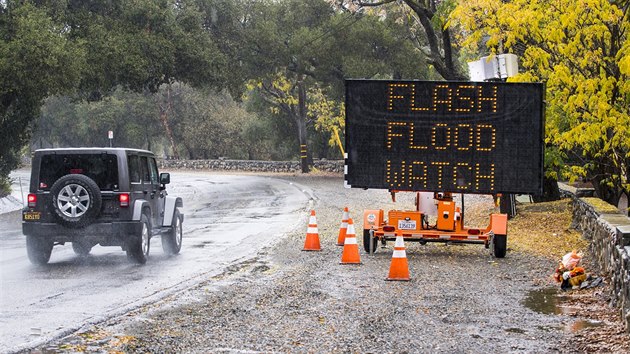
[50,174,102,228]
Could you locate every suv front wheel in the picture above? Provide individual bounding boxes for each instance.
[162,210,183,255]
[127,213,151,264]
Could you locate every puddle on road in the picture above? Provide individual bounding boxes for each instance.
[191,240,214,248]
[565,319,603,331]
[523,288,604,332]
[522,288,568,315]
[505,327,527,334]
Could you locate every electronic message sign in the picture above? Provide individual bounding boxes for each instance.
[344,80,544,195]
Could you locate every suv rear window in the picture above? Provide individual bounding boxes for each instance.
[39,153,119,191]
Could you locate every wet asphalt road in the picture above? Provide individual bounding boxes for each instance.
[0,171,312,352]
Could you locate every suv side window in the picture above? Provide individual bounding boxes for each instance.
[140,156,150,183]
[128,154,141,183]
[148,157,159,185]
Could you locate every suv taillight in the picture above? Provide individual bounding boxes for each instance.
[27,194,37,208]
[119,193,130,207]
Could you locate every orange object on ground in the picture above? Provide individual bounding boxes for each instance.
[303,210,321,251]
[340,218,361,264]
[386,235,410,281]
[336,207,350,246]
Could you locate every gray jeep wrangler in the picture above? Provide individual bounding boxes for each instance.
[22,148,183,265]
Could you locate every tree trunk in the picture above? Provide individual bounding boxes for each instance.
[402,0,467,81]
[532,176,560,202]
[296,79,311,173]
[181,141,193,159]
[591,176,622,207]
[159,84,179,159]
[146,132,152,152]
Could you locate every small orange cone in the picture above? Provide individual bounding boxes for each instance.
[386,235,410,281]
[340,218,361,264]
[303,210,321,251]
[336,207,350,246]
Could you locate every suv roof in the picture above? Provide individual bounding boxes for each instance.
[35,147,154,154]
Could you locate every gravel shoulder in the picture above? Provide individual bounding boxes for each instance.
[31,174,629,353]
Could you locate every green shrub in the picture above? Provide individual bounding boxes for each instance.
[0,177,10,198]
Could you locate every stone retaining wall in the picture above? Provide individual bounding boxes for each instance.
[561,184,630,332]
[158,158,344,174]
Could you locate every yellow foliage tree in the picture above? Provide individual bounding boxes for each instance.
[248,72,312,172]
[452,0,629,206]
[248,72,346,170]
[308,90,345,157]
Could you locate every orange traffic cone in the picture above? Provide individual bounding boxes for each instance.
[340,218,361,264]
[336,207,350,246]
[386,235,410,281]
[303,210,321,251]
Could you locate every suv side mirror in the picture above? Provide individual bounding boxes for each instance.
[159,173,170,185]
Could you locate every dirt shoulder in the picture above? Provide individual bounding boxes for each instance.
[32,174,629,353]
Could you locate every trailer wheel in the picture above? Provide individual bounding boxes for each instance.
[493,234,507,258]
[363,230,378,253]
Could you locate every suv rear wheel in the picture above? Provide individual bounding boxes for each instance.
[50,174,102,228]
[26,236,53,265]
[72,241,93,256]
[162,210,182,255]
[127,213,151,264]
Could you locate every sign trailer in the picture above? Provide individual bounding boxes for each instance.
[344,80,545,257]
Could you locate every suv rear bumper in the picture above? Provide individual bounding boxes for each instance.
[23,221,143,245]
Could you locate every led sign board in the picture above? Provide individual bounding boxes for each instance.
[344,80,544,195]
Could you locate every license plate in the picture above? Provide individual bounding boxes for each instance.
[398,220,417,230]
[23,212,41,221]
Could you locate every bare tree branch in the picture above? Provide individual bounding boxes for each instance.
[357,0,396,7]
